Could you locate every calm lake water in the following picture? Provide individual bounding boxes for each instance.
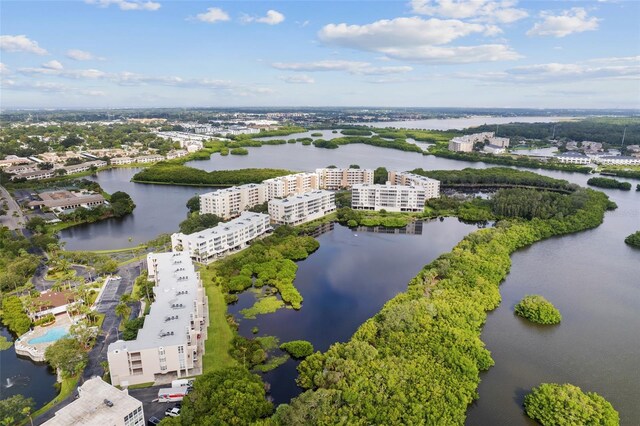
[228,219,484,404]
[50,123,640,424]
[0,326,57,409]
[361,116,579,130]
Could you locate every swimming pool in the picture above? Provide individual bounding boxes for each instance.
[27,327,69,345]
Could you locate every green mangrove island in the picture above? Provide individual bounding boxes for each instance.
[524,383,619,426]
[514,295,562,325]
[624,231,640,248]
[587,177,632,190]
[132,165,293,186]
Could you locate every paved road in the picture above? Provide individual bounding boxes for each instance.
[32,263,95,292]
[0,185,26,230]
[34,261,145,425]
[129,386,174,422]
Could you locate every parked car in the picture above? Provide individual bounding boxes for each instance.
[165,407,181,417]
[147,417,162,426]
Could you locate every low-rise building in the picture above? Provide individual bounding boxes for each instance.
[352,183,427,212]
[315,168,374,189]
[30,290,79,320]
[108,252,207,387]
[165,150,189,160]
[64,160,107,174]
[135,154,164,164]
[263,173,319,199]
[268,190,336,225]
[111,157,135,165]
[200,184,266,220]
[171,212,271,263]
[12,169,56,181]
[5,164,37,174]
[387,171,440,199]
[489,137,510,148]
[28,190,106,211]
[483,144,506,154]
[556,152,591,164]
[43,377,144,426]
[0,155,32,168]
[594,155,640,166]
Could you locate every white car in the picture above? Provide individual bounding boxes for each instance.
[165,407,180,417]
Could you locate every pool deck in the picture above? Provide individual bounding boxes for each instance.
[15,316,73,362]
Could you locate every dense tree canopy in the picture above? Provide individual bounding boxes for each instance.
[0,296,31,335]
[179,213,223,235]
[170,367,273,426]
[132,165,293,186]
[0,394,34,426]
[524,383,619,426]
[587,177,632,190]
[624,231,640,248]
[280,340,314,359]
[44,337,88,378]
[514,295,562,325]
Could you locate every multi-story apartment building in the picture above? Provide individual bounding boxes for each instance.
[111,157,135,165]
[171,212,271,263]
[165,150,189,160]
[352,183,427,212]
[108,252,208,387]
[43,378,144,426]
[263,173,319,199]
[315,168,374,190]
[136,154,165,164]
[268,190,336,225]
[387,171,440,199]
[64,160,107,174]
[12,169,56,181]
[448,138,475,152]
[199,184,267,220]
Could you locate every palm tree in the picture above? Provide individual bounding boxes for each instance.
[115,302,130,321]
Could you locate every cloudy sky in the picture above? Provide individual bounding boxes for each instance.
[1,0,639,109]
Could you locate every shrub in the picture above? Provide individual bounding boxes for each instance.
[280,340,314,359]
[515,295,562,325]
[624,230,640,248]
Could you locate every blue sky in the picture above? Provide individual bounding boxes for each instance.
[1,0,639,109]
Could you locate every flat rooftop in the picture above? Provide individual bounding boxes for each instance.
[43,377,142,425]
[177,212,270,241]
[269,190,332,205]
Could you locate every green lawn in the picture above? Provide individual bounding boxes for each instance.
[45,269,77,281]
[199,267,237,373]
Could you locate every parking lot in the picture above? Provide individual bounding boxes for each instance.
[128,386,175,424]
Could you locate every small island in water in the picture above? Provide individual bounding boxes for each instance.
[524,383,619,426]
[514,295,562,325]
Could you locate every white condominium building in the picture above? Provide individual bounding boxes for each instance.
[352,184,427,212]
[107,252,208,387]
[387,171,440,199]
[556,152,591,164]
[448,138,474,152]
[316,168,374,190]
[43,378,144,426]
[594,155,640,166]
[171,212,271,263]
[448,132,509,152]
[269,190,336,226]
[199,184,266,220]
[263,173,319,199]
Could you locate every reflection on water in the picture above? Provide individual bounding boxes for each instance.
[228,219,481,404]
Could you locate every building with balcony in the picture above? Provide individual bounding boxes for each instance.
[594,155,640,166]
[556,152,591,164]
[108,251,208,387]
[352,183,427,212]
[387,171,440,199]
[171,212,271,263]
[263,173,319,199]
[43,377,144,426]
[268,190,336,225]
[315,168,374,190]
[199,184,266,220]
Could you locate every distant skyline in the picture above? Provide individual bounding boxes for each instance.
[1,0,639,109]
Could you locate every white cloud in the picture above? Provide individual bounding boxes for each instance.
[0,35,48,55]
[319,17,485,49]
[410,0,528,23]
[457,56,640,83]
[527,8,600,38]
[317,16,519,63]
[66,49,102,61]
[85,0,160,11]
[0,63,9,74]
[272,60,413,75]
[242,10,285,25]
[195,7,230,24]
[42,60,64,70]
[280,74,315,84]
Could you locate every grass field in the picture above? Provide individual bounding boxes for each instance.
[199,267,237,373]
